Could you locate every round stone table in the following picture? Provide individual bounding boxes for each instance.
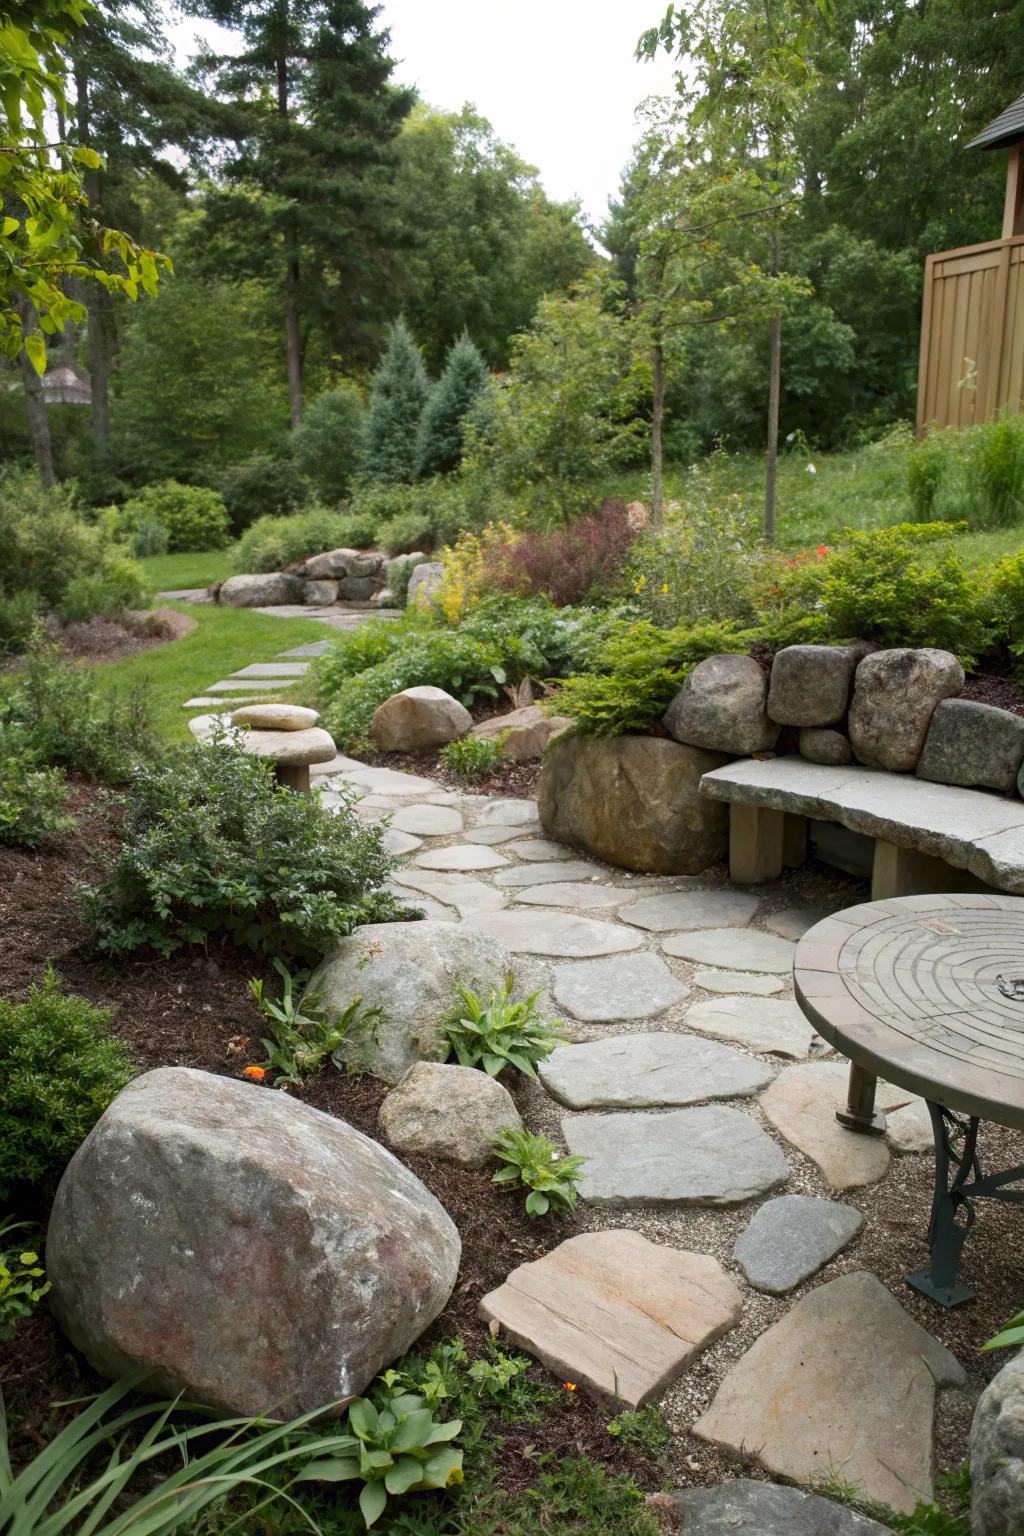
[794,893,1024,1307]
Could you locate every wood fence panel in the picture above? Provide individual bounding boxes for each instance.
[916,235,1024,432]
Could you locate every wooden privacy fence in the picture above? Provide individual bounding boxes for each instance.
[916,233,1024,433]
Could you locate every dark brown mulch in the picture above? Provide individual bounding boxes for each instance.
[368,697,545,799]
[961,670,1024,716]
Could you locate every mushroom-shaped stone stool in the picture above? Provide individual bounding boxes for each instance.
[230,703,337,793]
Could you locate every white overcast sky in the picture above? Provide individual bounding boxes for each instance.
[165,2,681,227]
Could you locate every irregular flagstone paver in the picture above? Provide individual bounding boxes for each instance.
[387,885,456,923]
[341,766,440,796]
[230,662,309,677]
[183,696,262,709]
[693,1271,966,1513]
[886,1097,934,1153]
[460,910,643,958]
[563,1105,790,1207]
[694,968,786,997]
[205,677,294,692]
[540,1033,776,1110]
[466,824,538,845]
[764,905,832,941]
[472,798,541,828]
[381,828,423,856]
[414,844,509,873]
[662,927,797,973]
[733,1194,864,1294]
[389,804,465,837]
[503,838,574,861]
[618,889,760,933]
[310,753,367,776]
[761,1062,899,1189]
[495,860,611,887]
[514,880,640,909]
[672,1479,896,1535]
[479,1229,742,1408]
[277,641,335,658]
[552,953,689,1022]
[393,870,506,919]
[686,995,817,1059]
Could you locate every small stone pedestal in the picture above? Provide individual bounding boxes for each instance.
[230,704,337,793]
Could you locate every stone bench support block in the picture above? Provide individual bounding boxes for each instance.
[730,804,785,884]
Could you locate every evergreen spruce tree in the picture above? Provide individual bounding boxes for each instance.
[363,319,430,483]
[415,332,488,476]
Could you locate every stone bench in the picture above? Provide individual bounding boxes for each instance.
[699,757,1024,898]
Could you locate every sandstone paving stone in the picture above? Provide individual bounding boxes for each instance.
[389,804,465,837]
[378,1062,522,1167]
[685,995,817,1058]
[563,1105,790,1207]
[693,1271,966,1513]
[467,824,542,845]
[387,886,456,922]
[473,797,541,828]
[461,910,643,958]
[618,888,759,933]
[503,837,573,861]
[278,641,334,658]
[694,969,786,996]
[478,1229,742,1407]
[392,870,506,919]
[184,696,261,709]
[760,1061,903,1188]
[733,1194,864,1293]
[494,859,609,887]
[662,927,797,973]
[207,677,295,692]
[552,953,689,1022]
[514,880,640,909]
[764,906,831,940]
[672,1479,896,1535]
[310,752,367,776]
[341,766,439,796]
[540,1033,776,1109]
[414,844,509,872]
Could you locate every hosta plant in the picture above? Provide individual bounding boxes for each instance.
[491,1127,586,1217]
[443,974,564,1077]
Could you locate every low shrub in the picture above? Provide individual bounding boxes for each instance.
[438,734,503,779]
[0,1220,50,1338]
[79,739,404,961]
[624,495,763,628]
[0,735,73,846]
[987,551,1024,676]
[61,553,147,623]
[0,968,134,1202]
[376,509,434,555]
[909,413,1024,530]
[350,477,476,552]
[0,590,40,653]
[234,506,379,573]
[497,500,639,606]
[442,975,564,1077]
[491,1127,585,1217]
[291,382,365,504]
[220,452,310,534]
[435,522,521,622]
[121,481,231,552]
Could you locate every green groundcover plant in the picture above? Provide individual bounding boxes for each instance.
[490,1127,585,1217]
[443,975,564,1077]
[0,1222,49,1340]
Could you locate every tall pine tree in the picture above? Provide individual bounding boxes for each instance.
[416,333,488,476]
[363,318,430,482]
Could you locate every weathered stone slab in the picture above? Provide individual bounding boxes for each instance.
[563,1105,790,1207]
[971,1349,1024,1536]
[768,644,862,727]
[849,648,964,772]
[381,827,422,855]
[685,996,817,1058]
[664,653,779,754]
[540,1033,775,1109]
[618,889,759,932]
[761,1062,893,1188]
[479,1230,742,1407]
[389,803,465,837]
[378,1061,522,1167]
[391,869,506,918]
[693,1271,966,1513]
[207,677,295,692]
[231,702,319,730]
[515,880,639,909]
[414,844,509,872]
[733,1194,864,1293]
[467,824,544,845]
[231,662,309,678]
[764,906,830,940]
[495,860,609,887]
[473,798,541,828]
[553,953,689,1022]
[694,969,786,996]
[504,837,573,861]
[461,911,643,957]
[918,697,1024,794]
[673,1479,896,1535]
[662,928,797,973]
[341,766,438,796]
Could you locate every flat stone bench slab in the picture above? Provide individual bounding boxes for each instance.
[701,758,1024,893]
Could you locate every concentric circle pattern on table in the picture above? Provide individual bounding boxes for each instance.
[793,894,1024,1126]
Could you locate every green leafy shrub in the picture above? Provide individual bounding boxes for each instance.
[122,481,231,553]
[292,382,366,504]
[0,969,134,1201]
[0,1220,49,1339]
[443,975,564,1077]
[350,476,475,550]
[250,958,382,1085]
[0,736,73,846]
[491,1126,585,1217]
[79,739,402,961]
[625,495,763,628]
[376,509,434,555]
[0,590,40,653]
[60,553,146,623]
[234,506,379,573]
[438,735,503,779]
[363,317,431,484]
[220,452,310,534]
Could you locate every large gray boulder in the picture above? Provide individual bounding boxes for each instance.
[407,562,444,611]
[379,1061,522,1166]
[673,1480,894,1534]
[918,698,1024,794]
[664,654,779,755]
[538,731,728,875]
[767,644,862,727]
[46,1068,460,1416]
[306,920,512,1083]
[371,685,472,752]
[971,1350,1024,1536]
[218,572,304,607]
[302,548,385,580]
[302,578,339,605]
[848,648,964,772]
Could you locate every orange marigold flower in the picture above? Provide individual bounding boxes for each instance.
[563,1382,577,1392]
[242,1065,268,1081]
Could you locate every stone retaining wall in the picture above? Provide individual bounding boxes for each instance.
[214,548,432,609]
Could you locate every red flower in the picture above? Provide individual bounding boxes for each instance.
[816,544,829,557]
[242,1065,268,1082]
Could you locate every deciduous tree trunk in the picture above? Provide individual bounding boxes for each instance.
[277,38,304,426]
[75,63,111,449]
[765,308,781,544]
[651,332,665,529]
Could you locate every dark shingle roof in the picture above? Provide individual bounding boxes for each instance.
[967,91,1024,151]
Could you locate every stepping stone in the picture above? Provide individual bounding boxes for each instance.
[540,1033,776,1110]
[341,766,438,796]
[733,1194,864,1294]
[693,1271,966,1514]
[619,889,760,933]
[229,662,309,677]
[515,881,639,909]
[390,804,464,837]
[764,906,831,941]
[504,838,573,861]
[422,789,462,806]
[563,1105,790,1207]
[461,911,643,958]
[387,885,456,923]
[695,969,786,997]
[552,953,688,1022]
[473,798,540,828]
[673,1479,896,1534]
[205,677,294,692]
[467,824,537,845]
[760,1062,908,1189]
[886,1097,934,1153]
[393,870,506,919]
[310,754,366,777]
[686,996,817,1059]
[479,1230,741,1408]
[662,928,797,973]
[495,860,607,887]
[278,641,334,657]
[183,696,262,709]
[414,844,509,872]
[381,828,422,856]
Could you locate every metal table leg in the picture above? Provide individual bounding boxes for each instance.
[835,1061,886,1136]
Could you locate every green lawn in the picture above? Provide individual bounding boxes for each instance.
[141,549,236,593]
[88,603,335,743]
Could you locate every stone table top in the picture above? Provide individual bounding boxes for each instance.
[794,894,1024,1127]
